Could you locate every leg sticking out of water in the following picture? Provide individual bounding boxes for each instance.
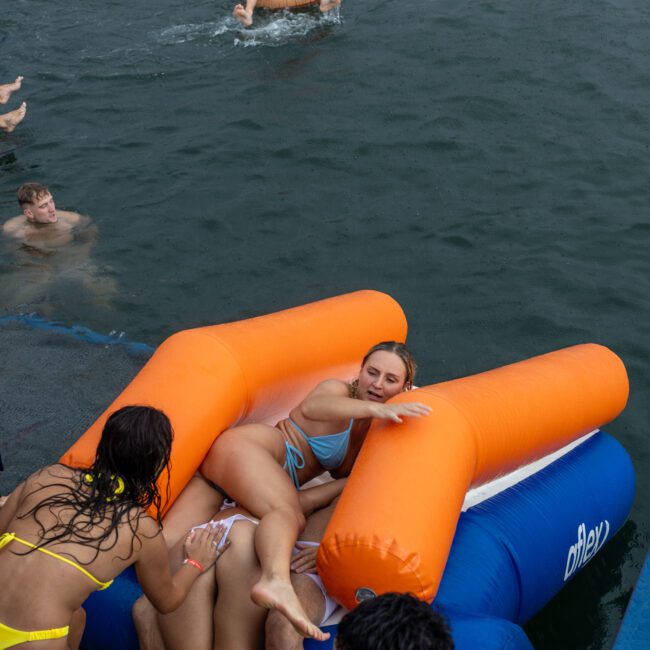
[319,0,341,13]
[0,77,23,105]
[0,102,27,133]
[233,0,257,26]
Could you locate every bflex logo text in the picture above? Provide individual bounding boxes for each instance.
[564,520,610,581]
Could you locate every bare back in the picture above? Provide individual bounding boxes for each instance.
[0,465,157,631]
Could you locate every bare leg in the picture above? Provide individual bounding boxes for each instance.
[161,475,224,549]
[233,0,257,26]
[0,77,23,104]
[265,575,325,650]
[68,607,86,650]
[213,521,266,650]
[319,0,341,13]
[0,102,26,133]
[133,596,166,650]
[201,429,327,641]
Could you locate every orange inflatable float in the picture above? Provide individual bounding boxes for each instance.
[60,290,407,511]
[317,343,628,608]
[61,291,628,613]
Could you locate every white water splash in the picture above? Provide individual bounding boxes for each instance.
[155,7,341,49]
[157,19,232,44]
[233,8,341,48]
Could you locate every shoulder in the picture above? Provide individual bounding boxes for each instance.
[2,215,25,236]
[58,210,86,226]
[308,379,351,397]
[30,463,75,481]
[17,464,77,498]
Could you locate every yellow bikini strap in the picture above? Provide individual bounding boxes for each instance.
[0,531,17,550]
[28,626,70,642]
[0,532,113,590]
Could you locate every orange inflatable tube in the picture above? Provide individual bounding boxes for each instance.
[318,343,629,609]
[60,290,407,512]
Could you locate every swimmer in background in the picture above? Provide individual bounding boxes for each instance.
[3,182,91,251]
[233,0,341,27]
[1,182,118,307]
[0,77,26,133]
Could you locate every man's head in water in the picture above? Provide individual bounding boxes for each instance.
[17,182,58,225]
[335,592,454,650]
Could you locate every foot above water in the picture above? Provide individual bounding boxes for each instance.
[233,4,253,26]
[0,76,23,105]
[0,102,27,133]
[251,575,331,641]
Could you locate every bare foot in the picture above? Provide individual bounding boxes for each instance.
[0,76,23,105]
[251,575,330,641]
[0,496,7,509]
[319,0,341,13]
[233,4,253,26]
[0,102,27,133]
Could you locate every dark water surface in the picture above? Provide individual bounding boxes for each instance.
[1,0,649,647]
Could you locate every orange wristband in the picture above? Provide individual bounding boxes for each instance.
[184,558,203,572]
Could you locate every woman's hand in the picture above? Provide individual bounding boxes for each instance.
[368,402,431,423]
[183,523,229,572]
[291,543,319,574]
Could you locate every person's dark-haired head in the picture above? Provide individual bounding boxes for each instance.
[91,405,173,518]
[20,405,173,558]
[335,592,454,650]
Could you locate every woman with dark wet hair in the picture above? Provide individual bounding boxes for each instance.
[0,405,225,650]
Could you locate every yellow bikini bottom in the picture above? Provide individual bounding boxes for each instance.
[0,621,68,650]
[0,531,112,648]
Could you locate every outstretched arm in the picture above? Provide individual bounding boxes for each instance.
[299,379,431,423]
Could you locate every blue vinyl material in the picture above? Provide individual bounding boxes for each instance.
[436,432,635,624]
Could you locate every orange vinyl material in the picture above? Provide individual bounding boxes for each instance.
[60,290,407,513]
[257,0,316,9]
[318,343,629,610]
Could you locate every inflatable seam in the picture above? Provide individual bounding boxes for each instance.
[324,541,427,596]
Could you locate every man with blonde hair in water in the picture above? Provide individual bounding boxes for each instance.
[3,182,91,250]
[233,0,340,27]
[0,76,26,133]
[1,182,117,310]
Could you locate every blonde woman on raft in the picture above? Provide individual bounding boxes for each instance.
[0,406,226,650]
[233,0,341,27]
[200,341,431,641]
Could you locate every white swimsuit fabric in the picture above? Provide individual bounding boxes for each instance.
[192,505,339,625]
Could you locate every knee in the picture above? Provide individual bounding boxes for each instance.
[132,595,153,627]
[280,506,306,532]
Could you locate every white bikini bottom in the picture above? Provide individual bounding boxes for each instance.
[192,506,339,624]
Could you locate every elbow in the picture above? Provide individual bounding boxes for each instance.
[299,399,322,421]
[153,595,181,615]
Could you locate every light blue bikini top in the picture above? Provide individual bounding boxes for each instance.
[288,417,353,471]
